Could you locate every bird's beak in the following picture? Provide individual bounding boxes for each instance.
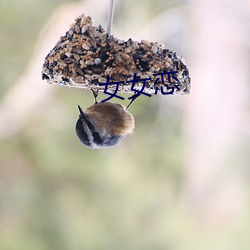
[77,105,86,119]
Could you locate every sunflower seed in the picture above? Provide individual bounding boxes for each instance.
[75,24,80,34]
[65,52,72,58]
[74,66,83,75]
[92,74,101,79]
[81,25,88,34]
[151,45,158,54]
[82,43,90,50]
[117,39,124,45]
[84,74,92,80]
[63,58,75,64]
[85,60,94,65]
[57,59,67,66]
[141,40,150,47]
[59,40,69,47]
[73,53,80,60]
[149,67,155,72]
[72,76,84,83]
[98,77,107,83]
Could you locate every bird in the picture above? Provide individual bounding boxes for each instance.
[75,90,135,149]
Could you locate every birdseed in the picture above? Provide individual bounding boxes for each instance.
[42,14,191,95]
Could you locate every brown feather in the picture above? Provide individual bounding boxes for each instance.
[85,102,134,135]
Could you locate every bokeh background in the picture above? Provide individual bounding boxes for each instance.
[1,0,250,249]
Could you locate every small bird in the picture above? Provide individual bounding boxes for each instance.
[75,90,135,149]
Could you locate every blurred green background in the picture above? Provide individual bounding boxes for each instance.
[1,0,250,250]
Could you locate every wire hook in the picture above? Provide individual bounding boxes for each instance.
[107,0,115,34]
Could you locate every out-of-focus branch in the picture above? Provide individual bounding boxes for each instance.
[0,1,109,139]
[184,0,250,225]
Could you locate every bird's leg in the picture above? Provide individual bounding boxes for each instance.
[91,88,99,104]
[126,93,141,110]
